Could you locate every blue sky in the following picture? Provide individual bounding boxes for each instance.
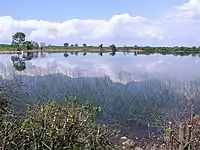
[0,0,200,46]
[0,0,184,20]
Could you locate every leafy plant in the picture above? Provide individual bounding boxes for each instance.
[0,97,118,150]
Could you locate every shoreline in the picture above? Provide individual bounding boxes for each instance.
[0,49,199,55]
[0,49,143,54]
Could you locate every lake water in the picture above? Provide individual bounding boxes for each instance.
[1,52,200,80]
[1,52,200,137]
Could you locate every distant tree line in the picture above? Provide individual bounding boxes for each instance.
[9,32,200,53]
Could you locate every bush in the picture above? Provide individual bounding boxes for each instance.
[0,97,119,150]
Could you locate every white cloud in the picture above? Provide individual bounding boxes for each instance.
[0,53,149,83]
[136,60,164,72]
[0,0,200,46]
[168,0,200,20]
[1,51,200,82]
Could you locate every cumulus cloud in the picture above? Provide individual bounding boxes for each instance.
[167,0,200,20]
[0,53,154,82]
[136,60,164,72]
[0,0,200,46]
[1,51,200,82]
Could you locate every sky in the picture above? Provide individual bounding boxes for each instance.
[0,0,200,46]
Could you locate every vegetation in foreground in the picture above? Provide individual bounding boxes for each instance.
[0,97,120,150]
[1,89,200,149]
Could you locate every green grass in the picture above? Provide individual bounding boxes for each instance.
[1,44,200,56]
[0,44,15,51]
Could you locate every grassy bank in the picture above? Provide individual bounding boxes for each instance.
[0,45,143,54]
[1,44,200,55]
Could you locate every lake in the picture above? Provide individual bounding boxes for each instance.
[1,51,200,137]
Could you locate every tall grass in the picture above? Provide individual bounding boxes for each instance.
[1,68,200,149]
[2,72,199,135]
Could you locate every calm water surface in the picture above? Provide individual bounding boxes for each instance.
[0,52,200,81]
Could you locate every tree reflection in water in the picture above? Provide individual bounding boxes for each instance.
[22,52,39,60]
[64,52,69,57]
[11,52,39,71]
[11,55,26,71]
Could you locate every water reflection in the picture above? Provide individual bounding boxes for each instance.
[40,51,46,58]
[11,55,26,71]
[75,52,78,56]
[109,51,116,56]
[10,52,41,71]
[64,52,69,57]
[99,52,103,56]
[2,51,200,81]
[22,52,39,60]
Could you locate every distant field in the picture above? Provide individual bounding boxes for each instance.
[0,49,143,54]
[0,44,142,54]
[0,44,200,56]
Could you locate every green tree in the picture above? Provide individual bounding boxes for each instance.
[23,41,39,50]
[23,41,33,50]
[64,43,69,47]
[110,44,117,52]
[12,32,26,47]
[192,46,197,51]
[31,41,39,49]
[134,45,138,50]
[99,44,103,48]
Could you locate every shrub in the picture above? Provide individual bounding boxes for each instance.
[0,97,118,150]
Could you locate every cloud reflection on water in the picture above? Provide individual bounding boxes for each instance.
[0,52,200,82]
